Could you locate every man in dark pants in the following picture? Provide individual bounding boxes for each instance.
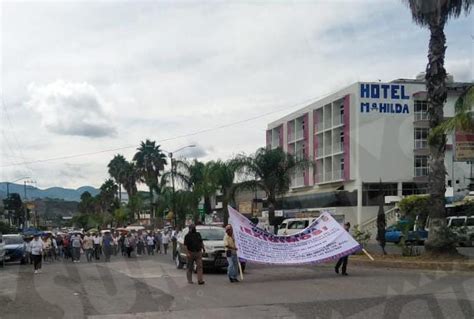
[335,222,351,276]
[184,224,205,285]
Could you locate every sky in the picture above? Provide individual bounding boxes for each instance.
[0,0,472,190]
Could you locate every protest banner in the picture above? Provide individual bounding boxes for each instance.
[229,206,361,265]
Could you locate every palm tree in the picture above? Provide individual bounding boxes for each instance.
[133,139,168,223]
[212,160,238,225]
[235,147,306,233]
[108,154,139,202]
[439,86,474,133]
[162,159,220,225]
[403,0,472,254]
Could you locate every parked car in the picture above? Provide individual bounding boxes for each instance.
[447,216,474,246]
[277,218,316,236]
[0,233,5,268]
[385,222,428,244]
[175,225,246,272]
[3,234,27,264]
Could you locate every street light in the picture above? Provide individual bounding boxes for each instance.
[166,145,196,227]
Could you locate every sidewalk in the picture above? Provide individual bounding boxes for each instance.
[350,254,474,272]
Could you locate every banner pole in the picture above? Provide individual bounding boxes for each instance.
[362,248,374,261]
[238,260,244,281]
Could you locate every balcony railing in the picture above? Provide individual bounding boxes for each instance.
[414,112,428,121]
[333,170,343,180]
[333,142,344,153]
[292,175,305,188]
[324,119,332,129]
[315,173,323,183]
[295,129,304,141]
[324,171,332,181]
[333,115,344,126]
[414,140,428,149]
[324,145,332,156]
[415,167,429,177]
[316,147,324,157]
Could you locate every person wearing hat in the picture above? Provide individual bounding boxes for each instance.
[183,224,205,285]
[224,225,239,283]
[335,222,351,276]
[31,234,44,274]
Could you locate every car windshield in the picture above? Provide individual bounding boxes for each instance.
[4,236,23,245]
[450,218,465,227]
[198,229,225,241]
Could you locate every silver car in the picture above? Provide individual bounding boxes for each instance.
[0,233,5,268]
[175,225,246,272]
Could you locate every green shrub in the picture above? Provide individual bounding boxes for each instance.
[352,225,371,248]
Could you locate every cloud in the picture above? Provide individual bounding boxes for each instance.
[25,80,117,138]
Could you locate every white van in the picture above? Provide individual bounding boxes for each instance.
[277,218,316,236]
[447,216,474,246]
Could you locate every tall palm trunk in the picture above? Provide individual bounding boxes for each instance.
[149,187,154,225]
[425,19,454,254]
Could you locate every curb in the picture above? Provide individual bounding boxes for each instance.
[349,256,474,272]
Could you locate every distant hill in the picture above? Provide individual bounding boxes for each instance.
[0,183,99,201]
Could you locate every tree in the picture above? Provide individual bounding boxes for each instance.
[438,86,474,133]
[133,140,168,224]
[235,147,307,232]
[97,179,119,214]
[78,191,96,215]
[127,193,143,222]
[3,193,25,228]
[108,154,139,200]
[376,181,387,255]
[190,160,219,217]
[403,0,472,254]
[212,160,238,225]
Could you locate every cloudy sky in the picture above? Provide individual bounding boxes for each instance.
[0,0,472,190]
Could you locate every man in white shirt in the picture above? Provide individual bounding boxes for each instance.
[162,232,170,255]
[146,233,155,255]
[31,234,44,274]
[93,234,102,260]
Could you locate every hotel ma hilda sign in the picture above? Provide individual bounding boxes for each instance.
[359,83,410,114]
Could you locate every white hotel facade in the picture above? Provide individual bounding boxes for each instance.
[266,75,472,227]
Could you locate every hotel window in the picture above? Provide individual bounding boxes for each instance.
[414,156,429,177]
[339,104,344,124]
[340,158,344,171]
[414,100,428,121]
[414,128,428,149]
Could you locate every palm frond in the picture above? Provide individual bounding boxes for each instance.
[403,0,472,27]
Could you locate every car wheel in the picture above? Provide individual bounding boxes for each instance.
[20,258,26,265]
[175,254,184,269]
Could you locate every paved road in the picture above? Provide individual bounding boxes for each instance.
[0,253,473,319]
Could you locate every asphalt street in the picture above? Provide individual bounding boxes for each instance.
[0,253,473,319]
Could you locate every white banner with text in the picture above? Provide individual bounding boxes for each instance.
[229,206,361,265]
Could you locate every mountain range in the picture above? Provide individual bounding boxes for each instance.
[0,183,100,202]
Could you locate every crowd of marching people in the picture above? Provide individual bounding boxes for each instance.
[23,228,179,274]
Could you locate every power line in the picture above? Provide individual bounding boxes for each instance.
[0,89,337,168]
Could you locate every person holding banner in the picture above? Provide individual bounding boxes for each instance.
[335,222,351,276]
[223,225,239,283]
